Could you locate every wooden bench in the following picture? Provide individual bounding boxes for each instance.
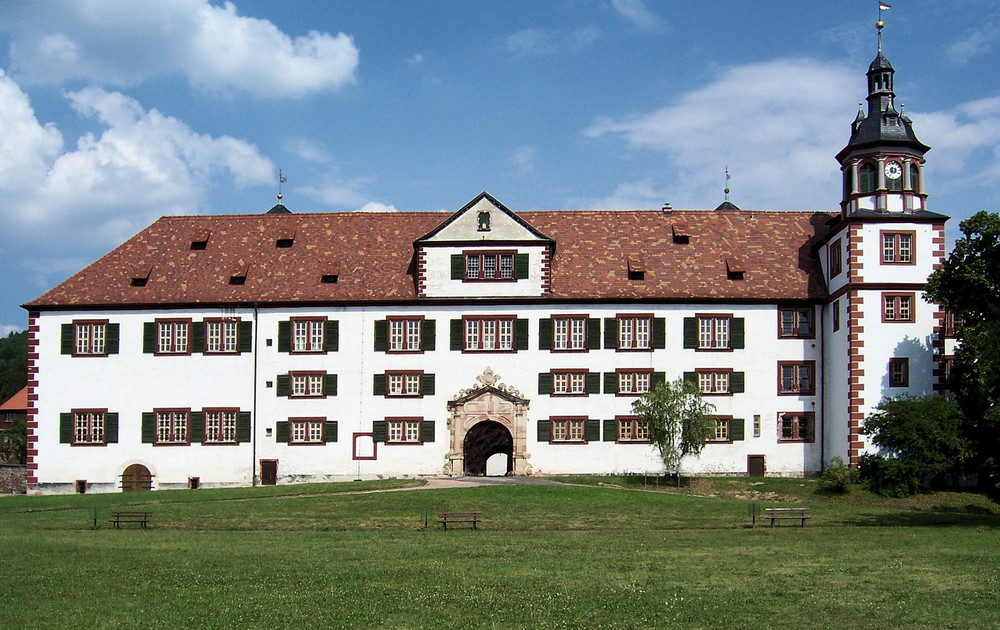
[764,507,810,527]
[438,511,481,530]
[109,510,152,529]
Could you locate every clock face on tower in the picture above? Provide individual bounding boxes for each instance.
[884,161,902,180]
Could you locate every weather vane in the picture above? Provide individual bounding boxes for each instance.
[277,169,287,201]
[877,1,890,50]
[724,166,731,202]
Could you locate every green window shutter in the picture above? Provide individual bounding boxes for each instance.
[277,321,291,353]
[236,412,251,443]
[538,373,553,395]
[324,320,339,352]
[683,318,698,348]
[189,412,204,443]
[451,254,465,279]
[587,318,602,350]
[421,319,436,351]
[586,372,601,395]
[105,413,119,444]
[420,420,435,443]
[651,372,666,388]
[276,374,290,397]
[585,419,601,442]
[652,317,666,349]
[106,324,120,354]
[143,322,157,353]
[514,318,529,350]
[604,372,618,394]
[374,320,388,351]
[275,421,290,443]
[238,321,253,353]
[603,419,617,442]
[191,322,206,353]
[61,324,74,355]
[604,318,618,349]
[683,372,697,387]
[324,421,338,443]
[373,374,387,396]
[730,418,745,441]
[450,319,464,351]
[537,419,551,443]
[514,253,529,279]
[731,372,745,393]
[538,318,553,350]
[323,374,338,396]
[372,420,387,442]
[421,373,435,396]
[60,412,74,443]
[141,412,156,443]
[731,318,745,349]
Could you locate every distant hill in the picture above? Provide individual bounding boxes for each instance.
[0,331,27,403]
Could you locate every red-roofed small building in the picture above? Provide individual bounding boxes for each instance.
[0,386,27,434]
[21,34,950,493]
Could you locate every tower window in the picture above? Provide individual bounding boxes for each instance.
[859,163,877,193]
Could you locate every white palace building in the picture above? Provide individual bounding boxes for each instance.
[22,32,951,493]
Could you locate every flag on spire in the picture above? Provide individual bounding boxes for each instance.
[879,2,891,10]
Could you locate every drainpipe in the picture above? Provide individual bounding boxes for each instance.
[819,304,825,473]
[252,302,259,487]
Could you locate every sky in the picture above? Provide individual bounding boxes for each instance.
[0,0,998,333]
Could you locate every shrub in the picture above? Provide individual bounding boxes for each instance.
[820,456,859,493]
[858,453,921,497]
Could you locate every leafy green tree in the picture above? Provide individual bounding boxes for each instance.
[0,331,28,403]
[861,394,969,493]
[632,378,716,486]
[0,417,26,465]
[925,210,1000,485]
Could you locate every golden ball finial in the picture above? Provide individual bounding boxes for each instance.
[277,193,283,200]
[876,20,884,30]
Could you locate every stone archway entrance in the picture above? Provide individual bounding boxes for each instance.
[463,421,513,476]
[445,368,531,476]
[121,464,152,491]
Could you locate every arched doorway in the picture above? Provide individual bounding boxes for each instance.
[121,464,152,492]
[463,421,513,476]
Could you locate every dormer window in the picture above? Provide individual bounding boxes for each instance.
[726,257,745,281]
[477,210,491,231]
[672,223,691,244]
[229,264,248,285]
[463,251,515,281]
[321,274,338,284]
[276,238,294,248]
[627,254,646,281]
[190,229,210,250]
[130,264,153,287]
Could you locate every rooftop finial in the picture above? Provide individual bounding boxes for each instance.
[277,169,287,201]
[877,2,890,52]
[724,166,731,202]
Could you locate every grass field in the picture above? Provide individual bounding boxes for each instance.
[1,477,998,629]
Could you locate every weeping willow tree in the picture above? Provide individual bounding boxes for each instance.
[632,378,716,486]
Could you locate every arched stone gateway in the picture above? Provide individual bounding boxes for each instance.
[121,463,152,491]
[445,368,531,476]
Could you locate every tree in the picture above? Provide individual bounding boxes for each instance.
[924,211,1000,485]
[0,331,28,403]
[632,378,716,486]
[0,417,26,465]
[861,394,969,494]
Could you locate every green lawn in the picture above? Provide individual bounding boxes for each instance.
[1,478,998,629]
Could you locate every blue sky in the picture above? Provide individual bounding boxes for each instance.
[1,0,998,332]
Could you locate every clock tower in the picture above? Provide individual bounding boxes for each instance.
[835,21,930,216]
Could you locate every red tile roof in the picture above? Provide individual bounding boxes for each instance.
[0,387,27,412]
[24,207,835,309]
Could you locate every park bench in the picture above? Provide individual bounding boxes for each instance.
[438,511,481,530]
[109,510,152,529]
[764,507,810,527]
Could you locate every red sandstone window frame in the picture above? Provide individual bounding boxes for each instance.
[882,292,916,323]
[616,415,651,443]
[387,316,424,353]
[72,408,107,446]
[889,358,909,388]
[550,369,589,397]
[616,368,653,396]
[695,314,732,351]
[551,315,588,352]
[880,230,916,265]
[549,416,587,444]
[462,315,516,352]
[289,417,326,445]
[154,408,190,446]
[707,415,734,443]
[385,370,424,398]
[778,361,816,395]
[155,318,192,355]
[204,318,240,354]
[777,412,815,443]
[290,317,327,354]
[616,314,653,351]
[73,320,109,356]
[829,239,843,278]
[695,368,733,396]
[777,306,815,339]
[289,371,327,399]
[202,408,239,445]
[463,250,517,282]
[386,417,424,445]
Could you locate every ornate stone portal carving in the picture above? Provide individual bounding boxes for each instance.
[445,367,531,476]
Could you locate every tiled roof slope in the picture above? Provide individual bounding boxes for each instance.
[25,208,836,309]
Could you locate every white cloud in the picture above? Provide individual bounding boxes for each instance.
[610,0,663,32]
[359,202,400,213]
[576,179,669,210]
[286,138,333,164]
[508,146,536,174]
[946,24,999,65]
[584,59,860,209]
[912,96,1000,197]
[406,53,426,66]
[297,177,395,213]
[504,26,600,56]
[5,0,358,97]
[0,75,273,257]
[0,324,24,336]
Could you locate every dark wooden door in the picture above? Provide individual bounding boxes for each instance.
[747,455,765,477]
[121,464,152,491]
[260,460,277,485]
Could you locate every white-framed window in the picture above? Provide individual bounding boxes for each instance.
[204,410,238,444]
[291,419,324,444]
[552,372,586,395]
[465,252,515,280]
[553,317,587,351]
[74,411,105,444]
[156,320,189,354]
[75,321,107,355]
[698,316,729,349]
[389,318,422,352]
[291,373,324,397]
[618,371,652,395]
[779,362,815,395]
[618,316,651,350]
[464,317,514,351]
[709,417,731,442]
[388,373,422,397]
[206,319,238,353]
[293,319,325,352]
[617,417,650,442]
[155,410,189,445]
[387,418,422,443]
[697,371,730,395]
[551,418,586,442]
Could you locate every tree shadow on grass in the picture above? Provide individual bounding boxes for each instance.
[840,505,1000,528]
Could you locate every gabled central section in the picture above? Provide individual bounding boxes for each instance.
[415,192,553,299]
